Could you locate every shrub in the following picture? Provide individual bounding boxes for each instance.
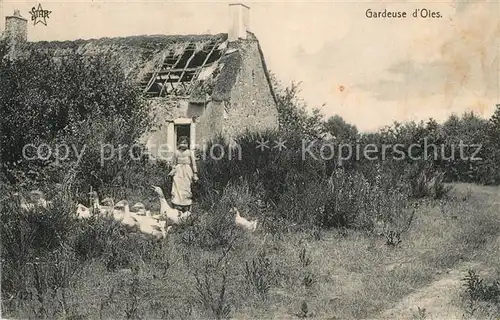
[462,269,500,317]
[179,180,250,251]
[0,44,151,168]
[463,270,500,304]
[321,168,373,229]
[0,42,153,198]
[407,164,451,199]
[198,129,325,205]
[274,178,329,228]
[0,190,76,296]
[244,251,273,300]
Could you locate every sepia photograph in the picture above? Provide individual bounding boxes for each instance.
[0,0,499,319]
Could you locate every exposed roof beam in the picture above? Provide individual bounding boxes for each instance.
[157,46,187,96]
[187,40,222,92]
[143,39,226,97]
[143,54,165,94]
[176,49,198,86]
[157,67,203,73]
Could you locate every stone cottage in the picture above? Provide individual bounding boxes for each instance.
[1,4,279,158]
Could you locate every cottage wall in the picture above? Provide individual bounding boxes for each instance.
[142,38,279,155]
[194,100,224,148]
[141,97,212,159]
[221,39,279,140]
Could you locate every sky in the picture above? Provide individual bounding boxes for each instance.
[1,0,498,132]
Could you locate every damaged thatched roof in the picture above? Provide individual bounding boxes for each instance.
[24,33,244,103]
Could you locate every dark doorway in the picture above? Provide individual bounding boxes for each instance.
[175,124,191,149]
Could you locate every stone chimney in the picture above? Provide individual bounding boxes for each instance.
[5,10,27,43]
[228,3,250,42]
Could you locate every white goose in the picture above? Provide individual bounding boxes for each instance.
[118,201,170,238]
[136,217,171,239]
[76,203,91,219]
[76,192,100,219]
[131,202,151,216]
[151,185,191,224]
[231,207,258,232]
[87,191,114,216]
[99,197,115,216]
[172,210,192,224]
[113,200,128,216]
[88,191,102,213]
[113,200,137,228]
[13,191,51,211]
[30,190,53,209]
[12,192,35,211]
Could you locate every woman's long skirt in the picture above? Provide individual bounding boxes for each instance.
[171,164,193,206]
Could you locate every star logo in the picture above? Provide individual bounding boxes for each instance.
[255,137,270,151]
[30,4,51,26]
[272,138,287,152]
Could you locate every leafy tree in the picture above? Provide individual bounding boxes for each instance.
[323,115,358,142]
[491,104,500,128]
[270,74,324,139]
[478,104,500,184]
[440,112,489,182]
[0,40,152,189]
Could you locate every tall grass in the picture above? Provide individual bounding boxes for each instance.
[0,127,458,319]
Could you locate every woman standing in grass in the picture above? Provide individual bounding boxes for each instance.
[169,136,198,211]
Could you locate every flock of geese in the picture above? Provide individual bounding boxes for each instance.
[11,185,259,240]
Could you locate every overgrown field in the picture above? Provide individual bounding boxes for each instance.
[2,182,499,319]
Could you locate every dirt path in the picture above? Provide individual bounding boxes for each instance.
[378,262,482,320]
